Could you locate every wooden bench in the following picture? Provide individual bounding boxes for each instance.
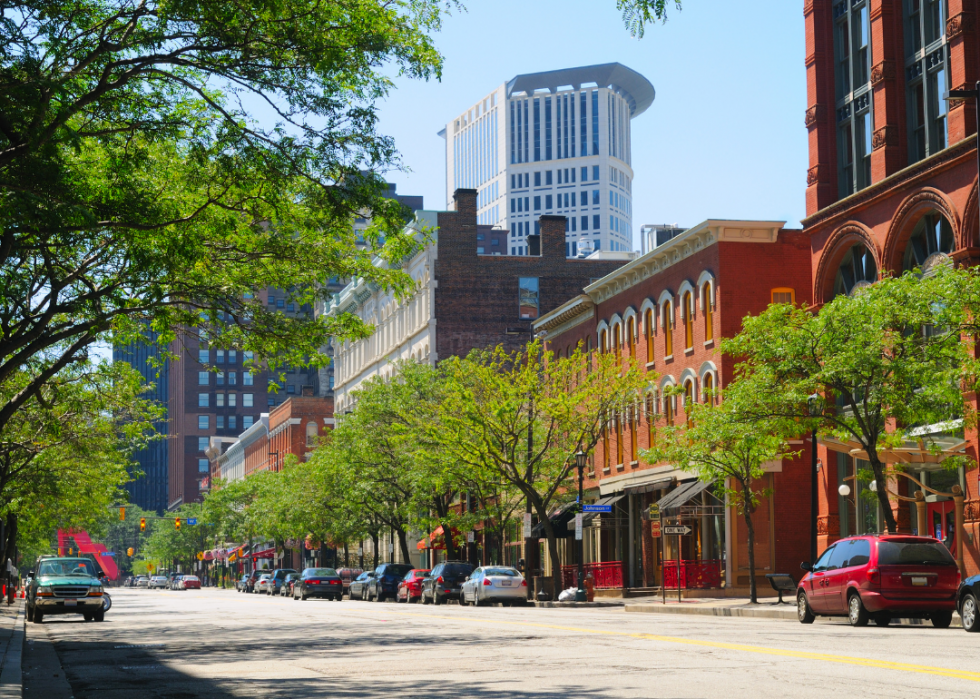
[765,573,797,604]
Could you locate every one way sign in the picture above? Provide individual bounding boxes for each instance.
[662,525,692,536]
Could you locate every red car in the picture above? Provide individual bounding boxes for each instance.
[397,569,431,603]
[178,575,201,590]
[797,534,960,627]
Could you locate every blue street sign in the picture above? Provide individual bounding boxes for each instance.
[187,518,198,525]
[581,504,612,514]
[98,552,116,557]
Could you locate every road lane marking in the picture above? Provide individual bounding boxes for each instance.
[347,608,980,684]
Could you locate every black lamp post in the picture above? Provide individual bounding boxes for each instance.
[575,450,587,603]
[807,393,822,565]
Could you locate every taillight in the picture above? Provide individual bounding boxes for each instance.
[867,568,880,584]
[436,576,444,583]
[520,579,527,587]
[483,579,493,586]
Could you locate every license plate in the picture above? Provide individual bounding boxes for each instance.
[500,580,512,586]
[65,599,77,606]
[911,577,928,586]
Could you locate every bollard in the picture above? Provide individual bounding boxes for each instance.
[585,572,595,603]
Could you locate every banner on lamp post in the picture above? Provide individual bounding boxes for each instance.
[523,513,532,538]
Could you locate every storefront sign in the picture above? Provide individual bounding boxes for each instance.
[648,504,661,522]
[523,513,532,538]
[651,521,662,538]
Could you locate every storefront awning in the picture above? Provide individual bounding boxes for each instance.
[417,525,463,550]
[818,434,969,466]
[654,479,712,512]
[531,503,577,539]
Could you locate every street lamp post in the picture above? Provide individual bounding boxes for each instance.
[807,393,822,565]
[575,450,587,603]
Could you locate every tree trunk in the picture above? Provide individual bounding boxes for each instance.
[343,542,349,568]
[397,529,412,564]
[371,532,379,569]
[442,521,458,561]
[869,456,898,533]
[743,503,757,604]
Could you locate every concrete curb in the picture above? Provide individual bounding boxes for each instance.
[625,603,964,627]
[0,606,24,699]
[535,600,625,608]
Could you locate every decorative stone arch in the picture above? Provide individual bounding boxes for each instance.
[679,367,699,401]
[659,375,677,414]
[622,306,639,340]
[697,271,716,311]
[677,280,697,317]
[596,319,611,349]
[814,221,881,303]
[657,290,675,327]
[882,187,961,273]
[961,177,979,251]
[639,298,658,333]
[698,360,719,384]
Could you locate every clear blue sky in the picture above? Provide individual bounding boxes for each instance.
[376,0,808,243]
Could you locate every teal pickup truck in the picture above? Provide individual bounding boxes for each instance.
[27,557,106,623]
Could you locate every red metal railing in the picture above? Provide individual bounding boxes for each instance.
[662,559,722,589]
[560,561,624,589]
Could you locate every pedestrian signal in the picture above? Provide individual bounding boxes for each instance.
[68,548,72,555]
[58,548,63,556]
[119,506,126,521]
[140,518,146,532]
[175,518,181,531]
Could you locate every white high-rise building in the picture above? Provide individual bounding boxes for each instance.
[439,63,654,257]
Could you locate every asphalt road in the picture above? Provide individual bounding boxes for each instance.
[21,587,980,698]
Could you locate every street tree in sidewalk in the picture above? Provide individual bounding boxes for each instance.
[644,391,792,603]
[430,341,650,596]
[722,263,980,534]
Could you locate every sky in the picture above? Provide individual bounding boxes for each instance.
[375,0,809,246]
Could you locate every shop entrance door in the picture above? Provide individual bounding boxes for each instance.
[927,499,956,551]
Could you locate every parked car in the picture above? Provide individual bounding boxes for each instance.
[348,571,376,600]
[178,575,201,590]
[957,574,980,632]
[267,569,298,596]
[235,574,250,592]
[244,570,265,593]
[135,576,149,588]
[367,563,414,602]
[280,573,299,597]
[167,572,181,589]
[293,568,344,601]
[421,561,474,605]
[460,566,527,607]
[254,574,273,594]
[26,556,106,623]
[798,534,960,627]
[397,569,431,603]
[337,567,364,596]
[148,576,168,590]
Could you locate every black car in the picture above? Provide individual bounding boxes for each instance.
[958,574,980,631]
[348,571,376,600]
[366,563,414,602]
[421,561,474,605]
[293,568,344,601]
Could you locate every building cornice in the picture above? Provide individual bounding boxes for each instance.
[533,295,595,338]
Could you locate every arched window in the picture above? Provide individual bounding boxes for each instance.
[684,380,695,427]
[664,393,674,424]
[903,211,954,273]
[644,308,655,364]
[306,422,318,448]
[602,411,610,470]
[663,302,674,357]
[612,324,621,355]
[600,329,608,353]
[682,292,694,350]
[833,243,877,297]
[702,372,714,404]
[628,402,637,462]
[702,284,713,342]
[626,317,636,360]
[645,391,656,448]
[615,410,624,465]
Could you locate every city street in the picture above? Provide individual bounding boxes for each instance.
[19,588,980,698]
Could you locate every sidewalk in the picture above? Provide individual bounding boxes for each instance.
[0,600,25,699]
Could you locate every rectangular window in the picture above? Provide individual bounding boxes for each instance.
[243,393,254,407]
[198,415,209,430]
[838,121,854,198]
[477,247,485,254]
[511,198,516,213]
[593,214,601,230]
[523,196,529,212]
[216,371,225,386]
[198,458,209,473]
[546,170,553,185]
[571,217,577,232]
[533,98,541,161]
[216,415,225,429]
[771,288,795,304]
[563,94,570,158]
[198,349,208,364]
[228,415,236,430]
[580,91,588,156]
[534,196,541,210]
[545,195,553,209]
[519,278,540,320]
[243,371,253,386]
[579,191,586,206]
[592,165,599,181]
[198,437,209,452]
[228,350,236,364]
[276,298,284,308]
[243,350,253,362]
[216,392,225,407]
[591,90,599,155]
[198,393,209,407]
[198,371,209,386]
[569,168,574,183]
[545,96,552,160]
[581,166,588,182]
[268,296,275,306]
[581,215,589,231]
[534,171,541,186]
[592,189,600,205]
[228,392,237,407]
[216,349,224,363]
[243,416,254,429]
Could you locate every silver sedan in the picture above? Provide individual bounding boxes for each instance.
[460,567,527,607]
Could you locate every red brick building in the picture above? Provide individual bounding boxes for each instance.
[533,220,814,593]
[804,0,980,574]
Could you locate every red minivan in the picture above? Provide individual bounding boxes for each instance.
[797,534,960,627]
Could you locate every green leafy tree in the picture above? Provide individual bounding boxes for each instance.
[722,264,979,534]
[431,341,650,595]
[619,0,683,37]
[645,392,791,602]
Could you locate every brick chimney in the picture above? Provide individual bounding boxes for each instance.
[452,188,477,219]
[538,215,567,259]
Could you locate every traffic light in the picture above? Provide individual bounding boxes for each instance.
[175,518,181,531]
[119,506,126,521]
[127,547,134,557]
[58,547,63,556]
[68,547,72,555]
[140,518,146,532]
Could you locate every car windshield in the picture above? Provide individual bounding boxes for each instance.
[37,559,97,577]
[878,540,957,566]
[304,569,337,577]
[483,568,519,577]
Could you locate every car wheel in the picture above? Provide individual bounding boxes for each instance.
[83,613,93,622]
[873,614,891,627]
[94,610,105,622]
[459,592,468,607]
[474,594,483,607]
[962,594,980,632]
[847,593,869,627]
[26,605,33,623]
[33,612,43,624]
[797,592,815,624]
[376,591,385,603]
[421,591,430,605]
[301,591,307,601]
[433,592,443,606]
[931,611,953,629]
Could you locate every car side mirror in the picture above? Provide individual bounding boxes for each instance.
[27,571,34,577]
[800,561,813,572]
